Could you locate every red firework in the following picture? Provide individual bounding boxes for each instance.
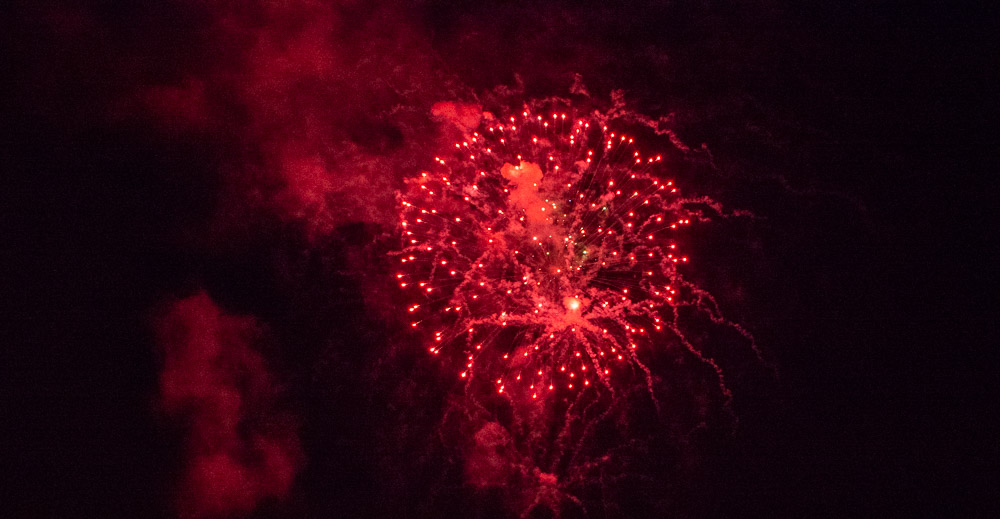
[395,107,743,401]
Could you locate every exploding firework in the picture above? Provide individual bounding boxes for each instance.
[394,105,753,404]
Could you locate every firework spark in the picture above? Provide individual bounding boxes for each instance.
[395,105,754,405]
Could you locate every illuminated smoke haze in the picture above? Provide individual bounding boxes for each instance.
[6,0,994,518]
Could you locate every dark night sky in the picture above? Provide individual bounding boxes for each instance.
[4,1,997,517]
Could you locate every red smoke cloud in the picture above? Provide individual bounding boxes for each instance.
[156,292,301,518]
[464,422,518,488]
[431,101,483,135]
[134,0,462,238]
[462,420,572,516]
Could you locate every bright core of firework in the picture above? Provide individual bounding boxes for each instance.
[395,109,708,400]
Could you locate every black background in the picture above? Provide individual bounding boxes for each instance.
[4,0,997,517]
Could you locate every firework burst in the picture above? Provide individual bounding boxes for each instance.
[394,105,753,404]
